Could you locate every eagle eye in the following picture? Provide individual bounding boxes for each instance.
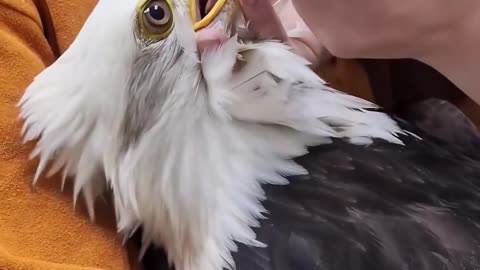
[137,0,174,41]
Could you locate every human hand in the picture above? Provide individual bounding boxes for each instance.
[239,0,329,69]
[288,0,480,105]
[290,0,476,59]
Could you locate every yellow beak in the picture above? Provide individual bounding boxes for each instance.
[189,0,228,31]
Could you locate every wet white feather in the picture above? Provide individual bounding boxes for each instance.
[18,1,407,269]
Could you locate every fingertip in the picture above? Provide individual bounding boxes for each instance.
[289,38,333,68]
[238,0,288,41]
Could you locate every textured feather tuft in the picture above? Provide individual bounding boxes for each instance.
[18,0,138,214]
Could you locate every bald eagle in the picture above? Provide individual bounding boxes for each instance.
[18,0,480,269]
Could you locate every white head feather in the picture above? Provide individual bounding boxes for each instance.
[18,0,407,269]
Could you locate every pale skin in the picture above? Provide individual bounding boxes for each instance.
[237,0,480,105]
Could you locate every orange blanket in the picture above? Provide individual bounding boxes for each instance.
[0,0,136,269]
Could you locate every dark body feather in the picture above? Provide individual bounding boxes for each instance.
[141,110,480,270]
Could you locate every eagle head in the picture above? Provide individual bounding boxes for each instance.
[18,0,406,269]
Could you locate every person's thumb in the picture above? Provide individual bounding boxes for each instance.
[239,0,329,68]
[239,0,288,42]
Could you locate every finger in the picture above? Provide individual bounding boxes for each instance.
[205,0,216,13]
[239,0,288,41]
[289,37,333,68]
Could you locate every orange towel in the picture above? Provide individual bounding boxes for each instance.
[0,0,136,269]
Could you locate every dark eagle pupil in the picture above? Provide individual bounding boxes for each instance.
[150,5,165,21]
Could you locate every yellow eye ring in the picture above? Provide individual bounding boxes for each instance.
[136,0,175,42]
